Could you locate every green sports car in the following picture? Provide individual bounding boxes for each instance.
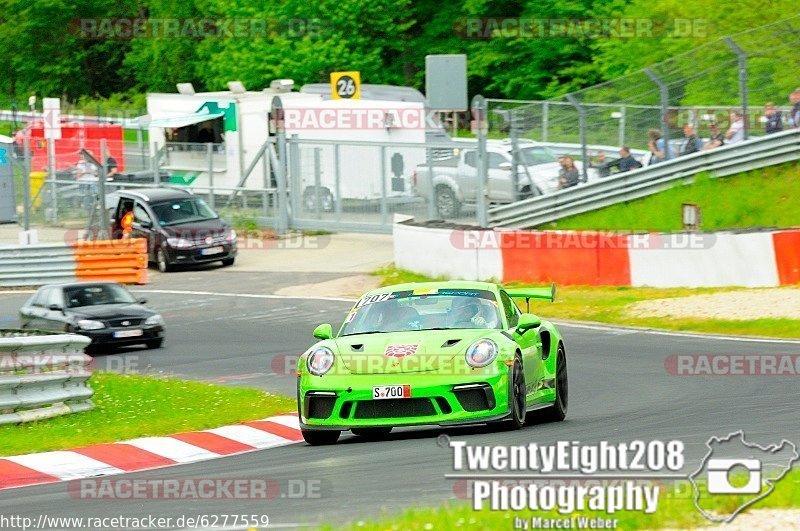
[297,281,568,445]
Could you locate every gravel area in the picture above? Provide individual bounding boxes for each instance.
[627,288,800,321]
[685,509,800,530]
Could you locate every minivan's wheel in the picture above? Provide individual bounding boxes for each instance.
[156,248,173,273]
[533,344,568,423]
[435,185,460,218]
[221,257,235,267]
[303,187,334,213]
[351,427,392,440]
[301,429,340,446]
[500,355,526,430]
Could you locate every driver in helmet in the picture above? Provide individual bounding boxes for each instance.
[451,297,487,328]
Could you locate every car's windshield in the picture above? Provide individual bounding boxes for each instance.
[518,146,558,165]
[151,198,218,226]
[64,284,137,308]
[340,289,502,336]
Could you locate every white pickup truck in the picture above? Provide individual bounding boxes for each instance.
[411,140,591,217]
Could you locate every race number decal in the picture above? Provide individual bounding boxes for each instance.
[330,71,361,100]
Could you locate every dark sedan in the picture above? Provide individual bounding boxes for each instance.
[19,282,165,350]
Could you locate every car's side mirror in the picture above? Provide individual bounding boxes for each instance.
[313,323,333,340]
[48,304,63,312]
[137,297,148,304]
[136,220,152,229]
[498,161,513,170]
[515,313,541,334]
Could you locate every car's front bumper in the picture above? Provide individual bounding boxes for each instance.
[78,325,164,346]
[298,365,512,430]
[164,244,237,265]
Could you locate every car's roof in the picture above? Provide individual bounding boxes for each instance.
[363,280,500,297]
[116,187,193,203]
[36,281,123,291]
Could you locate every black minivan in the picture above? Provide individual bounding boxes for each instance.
[109,188,237,272]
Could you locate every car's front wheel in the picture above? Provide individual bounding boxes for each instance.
[302,429,340,446]
[501,355,526,430]
[156,248,174,273]
[221,257,235,267]
[146,338,164,349]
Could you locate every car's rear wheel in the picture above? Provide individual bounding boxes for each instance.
[533,344,568,423]
[351,427,392,440]
[501,355,526,430]
[302,429,340,446]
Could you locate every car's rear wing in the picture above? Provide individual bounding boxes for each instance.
[506,283,556,303]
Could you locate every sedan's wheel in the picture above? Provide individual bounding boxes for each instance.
[351,427,392,440]
[221,257,235,267]
[535,344,568,423]
[501,355,526,430]
[146,338,164,349]
[301,429,340,446]
[156,248,173,273]
[435,186,460,218]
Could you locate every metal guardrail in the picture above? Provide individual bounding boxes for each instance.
[489,128,800,228]
[0,244,76,287]
[0,330,93,425]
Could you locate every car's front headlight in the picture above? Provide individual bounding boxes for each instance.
[77,319,105,330]
[465,339,498,368]
[167,237,193,248]
[144,314,164,326]
[226,229,237,242]
[307,347,335,376]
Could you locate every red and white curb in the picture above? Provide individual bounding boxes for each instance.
[0,414,302,490]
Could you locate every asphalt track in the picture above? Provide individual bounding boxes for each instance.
[1,270,800,529]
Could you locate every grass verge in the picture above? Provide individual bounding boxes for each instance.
[0,372,295,456]
[372,266,800,339]
[542,162,800,232]
[328,468,800,530]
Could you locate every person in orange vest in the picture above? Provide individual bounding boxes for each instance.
[120,210,134,239]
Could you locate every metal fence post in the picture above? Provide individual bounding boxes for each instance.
[288,136,301,221]
[644,68,671,160]
[137,127,146,170]
[334,144,342,223]
[98,139,110,240]
[22,136,31,231]
[724,37,749,140]
[206,143,215,210]
[472,95,488,227]
[312,146,321,219]
[565,94,589,182]
[47,136,58,223]
[276,137,288,235]
[380,145,388,226]
[541,101,549,142]
[618,105,626,147]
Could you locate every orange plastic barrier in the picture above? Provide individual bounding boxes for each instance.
[71,238,148,285]
[772,230,800,285]
[500,231,631,285]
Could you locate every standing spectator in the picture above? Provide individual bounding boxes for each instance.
[558,156,580,189]
[679,124,703,156]
[590,150,610,177]
[647,129,670,164]
[605,146,642,173]
[105,155,120,180]
[726,111,745,145]
[75,151,98,210]
[764,102,783,134]
[703,123,724,150]
[790,89,800,128]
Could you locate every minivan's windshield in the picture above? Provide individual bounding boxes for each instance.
[151,198,218,226]
[340,289,501,336]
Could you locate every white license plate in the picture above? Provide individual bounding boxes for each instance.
[113,329,143,338]
[372,385,410,400]
[201,246,224,255]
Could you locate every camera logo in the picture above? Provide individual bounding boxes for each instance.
[706,458,761,494]
[689,431,799,523]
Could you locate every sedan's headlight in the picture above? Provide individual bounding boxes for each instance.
[167,237,193,248]
[144,314,164,326]
[465,339,498,368]
[77,319,105,330]
[307,347,335,376]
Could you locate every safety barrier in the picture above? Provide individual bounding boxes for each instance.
[0,238,148,287]
[489,128,800,228]
[0,330,93,425]
[394,222,800,288]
